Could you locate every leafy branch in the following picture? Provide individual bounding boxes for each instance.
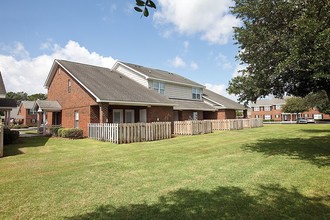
[134,0,156,17]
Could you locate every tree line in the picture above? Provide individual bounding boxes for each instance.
[6,91,47,105]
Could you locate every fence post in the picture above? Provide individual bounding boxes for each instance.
[0,125,3,158]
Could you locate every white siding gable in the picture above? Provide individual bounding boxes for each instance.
[148,79,199,100]
[116,65,148,87]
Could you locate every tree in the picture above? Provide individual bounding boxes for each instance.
[281,97,308,115]
[6,91,28,105]
[304,91,330,115]
[227,0,330,105]
[28,93,47,101]
[134,0,156,17]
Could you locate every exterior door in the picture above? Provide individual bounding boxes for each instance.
[125,110,135,123]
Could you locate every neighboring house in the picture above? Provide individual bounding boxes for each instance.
[249,97,330,121]
[17,101,38,126]
[10,107,24,124]
[0,71,16,128]
[44,59,246,135]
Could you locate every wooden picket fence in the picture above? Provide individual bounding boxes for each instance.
[174,119,263,135]
[174,120,212,135]
[88,122,171,144]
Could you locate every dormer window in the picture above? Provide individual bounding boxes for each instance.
[152,81,165,95]
[68,79,71,93]
[192,87,202,99]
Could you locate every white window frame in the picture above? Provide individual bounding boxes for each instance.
[275,105,281,110]
[74,111,79,128]
[125,109,135,123]
[139,109,147,123]
[254,107,260,111]
[264,106,271,111]
[193,112,198,120]
[264,115,271,120]
[113,109,123,123]
[314,114,322,120]
[152,81,165,95]
[192,87,202,100]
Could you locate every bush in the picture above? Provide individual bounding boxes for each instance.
[57,128,65,137]
[59,128,83,139]
[50,127,62,137]
[3,128,20,145]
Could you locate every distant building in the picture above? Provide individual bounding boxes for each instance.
[249,97,330,122]
[0,72,17,128]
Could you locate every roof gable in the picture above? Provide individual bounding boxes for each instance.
[203,89,246,110]
[0,72,7,97]
[45,60,174,106]
[117,62,204,88]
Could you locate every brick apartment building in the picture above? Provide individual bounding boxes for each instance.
[41,59,247,135]
[249,97,330,122]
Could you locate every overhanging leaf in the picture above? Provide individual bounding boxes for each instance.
[134,7,143,12]
[143,7,149,17]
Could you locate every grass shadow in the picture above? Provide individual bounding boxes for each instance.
[4,136,50,157]
[241,135,330,167]
[66,184,329,219]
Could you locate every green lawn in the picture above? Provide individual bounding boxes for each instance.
[1,124,329,219]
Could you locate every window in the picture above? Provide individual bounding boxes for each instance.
[264,106,271,111]
[74,111,79,128]
[314,114,323,119]
[139,109,147,123]
[275,105,281,110]
[31,119,36,123]
[192,88,202,99]
[113,110,123,123]
[255,115,259,118]
[28,109,35,115]
[264,115,271,120]
[254,107,260,111]
[152,81,165,95]
[68,79,72,93]
[125,110,135,123]
[193,112,198,120]
[275,114,280,119]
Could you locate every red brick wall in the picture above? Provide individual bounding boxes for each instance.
[147,106,173,123]
[216,109,237,120]
[18,106,37,126]
[180,110,203,120]
[47,67,98,136]
[250,105,330,120]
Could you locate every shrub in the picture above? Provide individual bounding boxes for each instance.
[50,127,62,137]
[60,128,83,139]
[3,128,20,145]
[57,128,65,137]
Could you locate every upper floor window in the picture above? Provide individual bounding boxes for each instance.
[254,107,260,111]
[152,81,165,95]
[192,88,202,99]
[28,109,35,115]
[68,79,72,93]
[275,105,281,110]
[264,106,271,111]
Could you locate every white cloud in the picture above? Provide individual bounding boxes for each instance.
[205,83,239,101]
[0,40,115,94]
[183,41,189,49]
[190,61,198,70]
[170,56,186,68]
[215,53,233,70]
[154,0,240,44]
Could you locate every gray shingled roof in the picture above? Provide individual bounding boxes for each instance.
[171,99,216,111]
[203,89,246,110]
[35,100,61,111]
[20,101,35,109]
[10,107,24,119]
[0,98,17,108]
[121,62,204,87]
[0,72,7,96]
[56,60,174,106]
[249,97,288,107]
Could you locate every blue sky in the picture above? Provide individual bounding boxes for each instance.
[0,0,243,100]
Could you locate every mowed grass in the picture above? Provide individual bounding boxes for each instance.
[0,124,329,219]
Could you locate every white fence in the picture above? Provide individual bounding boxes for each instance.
[88,122,171,144]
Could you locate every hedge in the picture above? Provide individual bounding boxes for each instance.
[58,128,83,139]
[4,128,20,145]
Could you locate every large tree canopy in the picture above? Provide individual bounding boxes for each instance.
[227,0,330,104]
